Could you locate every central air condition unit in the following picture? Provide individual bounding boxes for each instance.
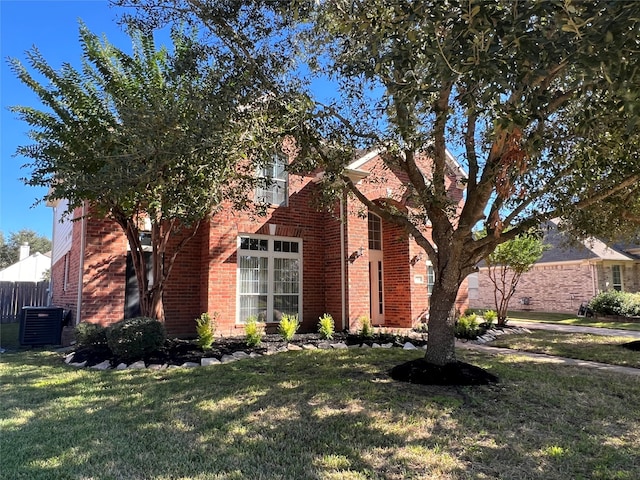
[19,307,64,346]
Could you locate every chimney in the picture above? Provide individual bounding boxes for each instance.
[19,242,30,261]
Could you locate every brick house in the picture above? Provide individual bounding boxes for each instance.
[469,220,640,314]
[48,150,468,337]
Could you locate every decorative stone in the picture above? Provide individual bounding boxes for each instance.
[382,343,393,349]
[317,342,331,349]
[64,353,75,364]
[249,352,262,358]
[232,351,250,359]
[90,360,112,370]
[302,344,318,350]
[128,361,146,369]
[371,343,381,348]
[360,343,371,348]
[402,342,417,350]
[330,342,348,349]
[116,363,128,370]
[70,361,87,368]
[287,344,303,351]
[180,361,200,368]
[220,355,237,363]
[201,357,221,366]
[348,344,360,349]
[147,364,167,370]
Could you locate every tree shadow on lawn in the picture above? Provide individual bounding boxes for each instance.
[2,349,639,480]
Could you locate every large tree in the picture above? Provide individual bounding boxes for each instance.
[111,1,640,372]
[10,23,303,321]
[297,0,640,367]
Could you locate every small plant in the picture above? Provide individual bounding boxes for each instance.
[454,313,479,340]
[359,315,373,338]
[317,313,335,340]
[74,322,108,347]
[195,312,217,350]
[106,317,166,362]
[278,313,299,342]
[244,316,263,347]
[483,310,497,329]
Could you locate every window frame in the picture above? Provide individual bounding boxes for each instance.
[426,261,435,296]
[611,264,623,291]
[255,153,289,207]
[236,234,302,324]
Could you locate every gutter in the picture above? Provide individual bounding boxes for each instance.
[76,202,87,325]
[340,194,346,331]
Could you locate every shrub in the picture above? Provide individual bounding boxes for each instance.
[278,313,299,342]
[318,313,335,340]
[622,292,640,317]
[195,312,217,350]
[589,290,632,316]
[359,315,373,338]
[483,310,497,329]
[106,317,166,361]
[74,322,108,347]
[244,316,263,347]
[454,313,479,339]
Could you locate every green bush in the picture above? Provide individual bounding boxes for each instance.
[318,313,335,340]
[359,315,373,338]
[278,313,299,342]
[106,317,166,361]
[588,290,640,317]
[74,322,108,347]
[454,313,479,339]
[244,316,263,347]
[195,312,217,350]
[483,310,497,329]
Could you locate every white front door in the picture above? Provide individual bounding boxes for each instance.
[368,213,384,325]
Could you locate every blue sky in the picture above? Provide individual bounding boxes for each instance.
[1,0,132,239]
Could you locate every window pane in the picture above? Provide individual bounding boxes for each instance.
[273,295,299,322]
[274,258,299,294]
[368,213,382,250]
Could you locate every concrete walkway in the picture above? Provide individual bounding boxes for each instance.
[457,321,640,377]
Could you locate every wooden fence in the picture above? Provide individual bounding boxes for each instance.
[0,281,50,323]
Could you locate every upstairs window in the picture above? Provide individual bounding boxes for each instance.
[256,154,288,207]
[427,262,435,295]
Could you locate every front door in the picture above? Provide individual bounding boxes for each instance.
[368,213,384,325]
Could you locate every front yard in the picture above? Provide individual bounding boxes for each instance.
[2,347,639,480]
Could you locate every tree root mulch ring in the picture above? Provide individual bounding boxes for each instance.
[389,358,499,386]
[621,340,640,352]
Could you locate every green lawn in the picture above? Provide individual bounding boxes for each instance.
[488,331,640,368]
[2,348,639,480]
[0,323,20,350]
[505,311,640,332]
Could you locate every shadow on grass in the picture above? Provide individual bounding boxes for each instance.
[1,348,639,479]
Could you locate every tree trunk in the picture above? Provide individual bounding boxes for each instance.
[424,273,461,366]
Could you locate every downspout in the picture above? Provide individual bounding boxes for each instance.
[48,205,56,306]
[340,194,346,331]
[75,202,87,325]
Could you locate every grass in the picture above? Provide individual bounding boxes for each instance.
[2,348,639,479]
[505,311,640,332]
[0,323,20,350]
[488,331,640,369]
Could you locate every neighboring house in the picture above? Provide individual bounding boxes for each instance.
[469,220,640,314]
[48,150,468,336]
[0,243,51,282]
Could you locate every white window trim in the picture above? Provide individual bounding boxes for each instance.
[611,264,623,291]
[236,234,303,324]
[255,154,289,207]
[426,261,435,296]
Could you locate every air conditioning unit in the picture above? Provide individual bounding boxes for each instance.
[20,307,64,346]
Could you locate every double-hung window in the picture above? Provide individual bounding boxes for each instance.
[611,265,623,291]
[237,235,301,323]
[256,154,288,206]
[426,262,435,296]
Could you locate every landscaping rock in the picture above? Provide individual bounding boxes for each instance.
[382,343,393,349]
[221,355,237,363]
[232,351,250,359]
[64,353,75,364]
[128,361,146,369]
[249,352,262,358]
[302,344,318,350]
[116,363,128,370]
[372,343,381,348]
[361,343,371,348]
[180,362,200,368]
[331,342,348,349]
[90,360,111,370]
[287,344,303,351]
[317,342,332,349]
[201,357,221,366]
[70,361,87,368]
[402,342,417,350]
[147,364,167,370]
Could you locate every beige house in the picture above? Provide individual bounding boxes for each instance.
[469,222,640,314]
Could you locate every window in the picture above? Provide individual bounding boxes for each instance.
[427,262,435,295]
[612,265,623,291]
[368,213,382,250]
[63,254,70,292]
[256,154,288,206]
[237,235,301,323]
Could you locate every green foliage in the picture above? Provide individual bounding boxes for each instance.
[482,310,497,329]
[317,313,335,340]
[359,315,373,338]
[244,316,263,347]
[454,314,479,340]
[195,312,217,350]
[74,323,108,347]
[0,229,51,269]
[589,291,640,317]
[106,317,166,361]
[278,314,300,342]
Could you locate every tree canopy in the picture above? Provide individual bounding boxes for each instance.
[10,22,305,319]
